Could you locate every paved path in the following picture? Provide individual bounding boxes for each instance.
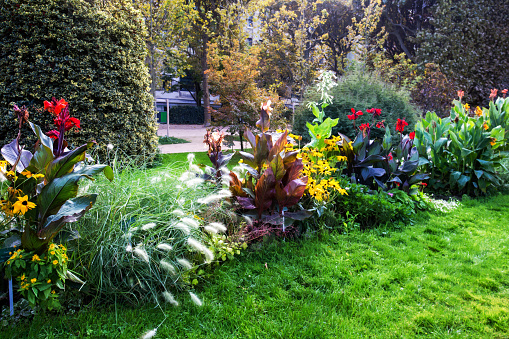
[157,124,246,154]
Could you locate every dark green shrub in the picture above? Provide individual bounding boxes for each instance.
[0,0,158,164]
[293,69,421,142]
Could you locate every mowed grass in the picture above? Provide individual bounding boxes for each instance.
[157,150,245,170]
[3,193,509,338]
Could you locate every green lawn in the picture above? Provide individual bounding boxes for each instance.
[4,194,509,338]
[157,150,245,170]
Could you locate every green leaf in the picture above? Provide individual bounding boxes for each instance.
[38,194,98,241]
[45,143,92,182]
[270,154,285,182]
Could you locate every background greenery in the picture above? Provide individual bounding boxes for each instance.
[293,68,421,142]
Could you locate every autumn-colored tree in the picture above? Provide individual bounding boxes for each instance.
[207,41,285,150]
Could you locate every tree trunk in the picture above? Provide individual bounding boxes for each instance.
[202,34,211,127]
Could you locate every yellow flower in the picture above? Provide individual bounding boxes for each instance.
[12,195,36,215]
[32,173,44,179]
[238,159,243,163]
[6,261,10,265]
[483,122,489,130]
[490,138,496,146]
[49,243,56,250]
[31,278,36,284]
[20,274,26,281]
[5,170,17,181]
[463,103,470,111]
[51,290,56,294]
[47,279,51,284]
[53,260,58,265]
[475,106,483,117]
[21,170,32,178]
[50,251,55,255]
[32,254,41,262]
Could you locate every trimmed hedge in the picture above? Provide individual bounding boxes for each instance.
[293,70,421,142]
[0,0,158,163]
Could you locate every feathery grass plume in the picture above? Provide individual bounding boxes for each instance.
[157,243,173,252]
[243,215,253,227]
[174,222,190,235]
[177,258,193,270]
[140,328,157,339]
[179,171,193,182]
[133,246,150,263]
[107,143,114,150]
[160,260,176,275]
[171,209,185,217]
[197,189,231,205]
[204,226,218,234]
[125,244,133,252]
[187,153,195,164]
[188,238,214,263]
[203,247,214,263]
[221,174,233,186]
[141,223,157,231]
[181,217,200,228]
[207,222,227,233]
[129,226,139,232]
[162,291,179,306]
[150,176,161,184]
[189,292,203,306]
[189,164,201,173]
[185,177,205,187]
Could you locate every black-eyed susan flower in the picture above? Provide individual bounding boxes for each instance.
[12,195,36,215]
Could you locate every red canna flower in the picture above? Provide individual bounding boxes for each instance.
[348,108,363,120]
[376,120,385,129]
[395,118,408,133]
[502,89,508,98]
[387,153,393,161]
[457,90,464,100]
[374,108,381,116]
[366,108,374,114]
[489,88,498,101]
[44,98,68,115]
[359,123,370,132]
[54,116,80,132]
[409,131,415,140]
[46,130,60,140]
[421,183,428,187]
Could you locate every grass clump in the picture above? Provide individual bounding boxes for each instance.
[69,155,235,306]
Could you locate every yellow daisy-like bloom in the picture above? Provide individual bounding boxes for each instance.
[50,251,56,255]
[20,274,26,281]
[5,170,17,181]
[32,254,41,262]
[31,278,37,283]
[21,170,32,178]
[47,279,51,284]
[49,243,56,250]
[475,106,483,117]
[463,103,470,111]
[51,290,56,294]
[53,260,58,265]
[12,195,36,215]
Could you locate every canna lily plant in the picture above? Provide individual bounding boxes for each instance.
[229,100,310,231]
[0,98,113,254]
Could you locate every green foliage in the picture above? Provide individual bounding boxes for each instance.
[415,97,509,195]
[293,69,421,142]
[416,0,509,105]
[167,105,205,124]
[4,244,67,310]
[0,0,158,164]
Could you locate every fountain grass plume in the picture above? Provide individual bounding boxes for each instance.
[189,292,203,306]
